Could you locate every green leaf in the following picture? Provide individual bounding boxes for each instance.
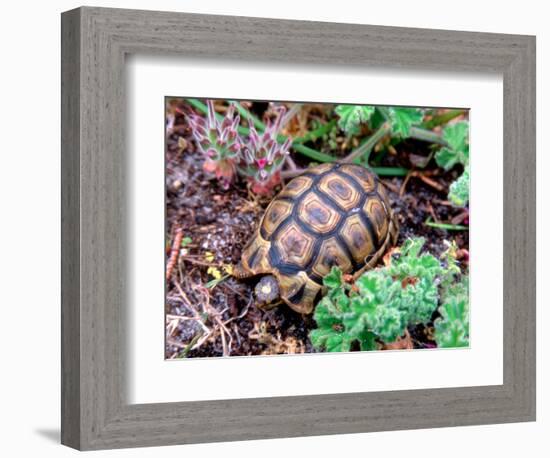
[335,105,376,135]
[368,108,387,131]
[434,273,469,348]
[327,334,352,352]
[373,306,404,342]
[434,293,470,348]
[443,121,469,152]
[434,147,460,170]
[449,167,470,207]
[331,288,351,313]
[323,266,343,290]
[402,237,424,259]
[435,122,469,170]
[313,298,343,328]
[355,274,380,303]
[418,253,441,271]
[388,107,424,138]
[342,313,367,340]
[310,322,352,352]
[358,331,377,351]
[401,277,439,323]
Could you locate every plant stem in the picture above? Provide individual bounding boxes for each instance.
[230,100,266,130]
[281,168,306,179]
[371,167,410,177]
[179,331,203,358]
[293,119,337,144]
[425,218,468,231]
[186,97,209,114]
[341,122,391,164]
[291,143,335,162]
[409,127,448,146]
[285,155,298,170]
[283,165,410,178]
[205,274,231,289]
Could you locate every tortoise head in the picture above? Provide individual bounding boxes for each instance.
[254,275,280,309]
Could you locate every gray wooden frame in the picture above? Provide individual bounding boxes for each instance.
[61,6,536,451]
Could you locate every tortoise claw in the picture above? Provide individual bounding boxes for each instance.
[232,262,249,279]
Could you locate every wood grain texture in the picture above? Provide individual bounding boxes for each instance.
[60,8,81,449]
[61,6,536,450]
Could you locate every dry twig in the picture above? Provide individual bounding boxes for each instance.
[399,170,445,197]
[166,224,183,282]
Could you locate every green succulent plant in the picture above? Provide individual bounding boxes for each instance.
[309,238,469,352]
[237,107,291,195]
[188,99,292,196]
[187,100,242,189]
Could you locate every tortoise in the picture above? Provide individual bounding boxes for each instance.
[233,162,398,314]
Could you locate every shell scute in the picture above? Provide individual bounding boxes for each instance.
[261,199,293,238]
[339,213,376,265]
[307,162,333,175]
[241,232,271,275]
[318,172,362,211]
[278,272,321,314]
[339,164,377,193]
[278,175,313,199]
[364,197,389,243]
[298,191,341,233]
[274,221,316,267]
[311,236,353,280]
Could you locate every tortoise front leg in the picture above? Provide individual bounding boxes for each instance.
[232,262,252,279]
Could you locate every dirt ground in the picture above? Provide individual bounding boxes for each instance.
[165,100,469,358]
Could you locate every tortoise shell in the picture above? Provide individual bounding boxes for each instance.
[235,162,398,314]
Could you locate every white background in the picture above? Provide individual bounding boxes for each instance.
[0,0,546,457]
[129,57,503,403]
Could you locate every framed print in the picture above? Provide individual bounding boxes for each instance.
[61,6,536,450]
[163,97,471,359]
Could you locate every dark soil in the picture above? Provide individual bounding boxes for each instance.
[165,115,317,358]
[165,100,469,359]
